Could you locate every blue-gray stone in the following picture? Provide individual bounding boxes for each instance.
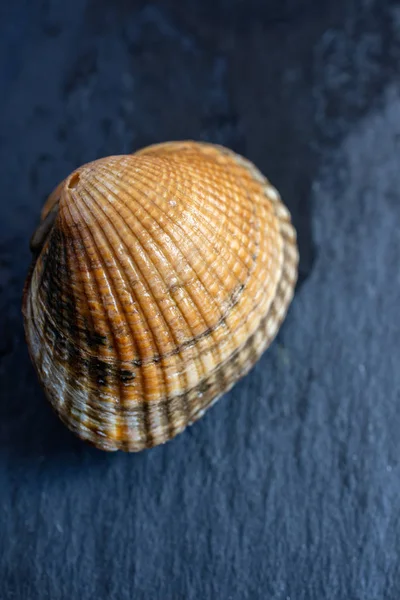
[1,1,399,598]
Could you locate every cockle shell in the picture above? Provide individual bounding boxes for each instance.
[22,141,298,451]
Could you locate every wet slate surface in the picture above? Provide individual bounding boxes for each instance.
[1,1,400,598]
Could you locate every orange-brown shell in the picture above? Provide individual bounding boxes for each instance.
[22,141,298,451]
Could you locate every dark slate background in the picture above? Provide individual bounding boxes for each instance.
[1,0,400,598]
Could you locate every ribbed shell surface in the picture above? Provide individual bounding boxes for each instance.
[23,141,298,451]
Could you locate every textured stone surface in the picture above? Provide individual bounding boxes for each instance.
[1,1,400,598]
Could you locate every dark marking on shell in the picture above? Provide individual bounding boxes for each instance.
[85,329,108,348]
[119,369,136,383]
[88,357,112,388]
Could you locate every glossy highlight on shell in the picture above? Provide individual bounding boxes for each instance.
[22,141,298,451]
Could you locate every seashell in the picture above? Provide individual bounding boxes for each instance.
[22,141,298,452]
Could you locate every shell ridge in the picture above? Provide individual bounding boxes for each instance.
[103,162,249,392]
[62,193,122,363]
[77,182,162,447]
[145,154,274,297]
[52,226,87,424]
[31,217,86,349]
[86,171,202,446]
[101,160,255,351]
[91,166,202,405]
[103,153,283,385]
[122,162,249,322]
[135,157,255,287]
[82,173,190,365]
[105,160,266,429]
[91,166,198,352]
[66,187,126,441]
[31,223,90,427]
[138,153,255,223]
[97,161,235,330]
[99,163,241,423]
[82,177,171,444]
[35,193,114,442]
[123,152,279,422]
[83,175,162,363]
[191,143,268,355]
[227,151,299,284]
[31,215,63,314]
[96,163,230,381]
[86,174,198,445]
